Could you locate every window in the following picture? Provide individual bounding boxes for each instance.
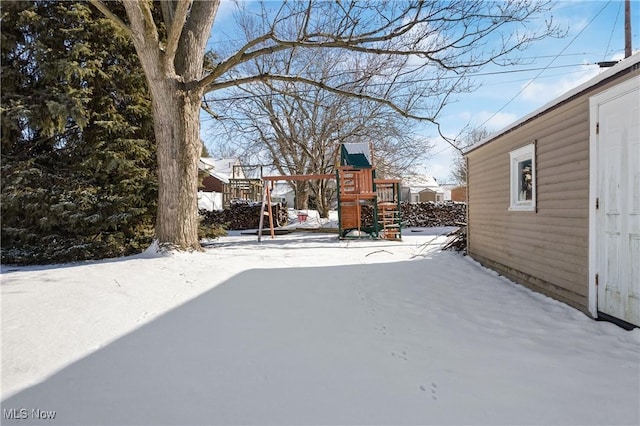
[509,143,536,211]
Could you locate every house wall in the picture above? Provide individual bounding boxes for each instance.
[466,68,639,314]
[201,176,224,193]
[419,190,437,202]
[197,191,223,211]
[451,186,467,202]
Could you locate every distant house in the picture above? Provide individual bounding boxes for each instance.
[465,53,639,328]
[450,186,467,202]
[198,158,243,193]
[438,183,467,202]
[402,175,443,203]
[270,182,295,206]
[198,158,262,210]
[418,187,440,202]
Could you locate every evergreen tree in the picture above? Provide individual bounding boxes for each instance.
[1,1,157,264]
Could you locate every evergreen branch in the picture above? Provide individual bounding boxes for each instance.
[88,0,132,38]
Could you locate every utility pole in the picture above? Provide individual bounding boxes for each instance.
[625,0,632,58]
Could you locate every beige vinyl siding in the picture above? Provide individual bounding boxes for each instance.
[467,69,639,313]
[467,93,591,310]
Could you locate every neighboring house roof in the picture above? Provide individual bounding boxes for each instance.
[419,187,440,194]
[403,175,443,194]
[465,52,640,155]
[440,183,460,191]
[199,158,243,183]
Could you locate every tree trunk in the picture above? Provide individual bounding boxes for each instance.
[311,181,330,218]
[318,190,330,219]
[293,181,309,210]
[152,79,203,251]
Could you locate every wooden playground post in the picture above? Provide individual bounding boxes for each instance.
[266,181,275,239]
[258,174,334,241]
[258,181,276,241]
[257,182,267,242]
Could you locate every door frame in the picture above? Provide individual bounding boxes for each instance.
[588,75,640,319]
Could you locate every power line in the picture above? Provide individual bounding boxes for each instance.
[201,63,598,104]
[477,0,613,130]
[603,0,623,61]
[481,68,597,87]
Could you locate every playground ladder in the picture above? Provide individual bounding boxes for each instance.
[377,203,401,240]
[375,179,401,240]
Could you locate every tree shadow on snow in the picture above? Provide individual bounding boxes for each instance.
[4,253,638,425]
[2,260,449,425]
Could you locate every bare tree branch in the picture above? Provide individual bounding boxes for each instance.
[160,1,175,28]
[117,0,162,76]
[208,73,437,122]
[164,0,192,74]
[198,32,289,90]
[174,0,219,82]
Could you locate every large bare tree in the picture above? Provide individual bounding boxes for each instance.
[90,0,561,251]
[207,45,432,217]
[450,126,491,185]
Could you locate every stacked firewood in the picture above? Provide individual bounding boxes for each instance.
[201,200,466,231]
[400,201,466,227]
[358,201,466,228]
[200,201,289,230]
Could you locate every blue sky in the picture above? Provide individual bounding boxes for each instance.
[201,0,639,182]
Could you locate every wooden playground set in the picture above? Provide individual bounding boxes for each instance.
[258,143,402,241]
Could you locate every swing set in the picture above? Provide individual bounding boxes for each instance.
[258,143,402,241]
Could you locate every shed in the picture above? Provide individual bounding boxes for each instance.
[403,175,443,203]
[418,187,442,202]
[465,53,639,328]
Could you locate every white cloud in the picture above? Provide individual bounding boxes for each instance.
[520,65,600,105]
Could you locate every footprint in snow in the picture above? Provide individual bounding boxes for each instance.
[136,311,153,323]
[420,382,438,400]
[391,350,408,360]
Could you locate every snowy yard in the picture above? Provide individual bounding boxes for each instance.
[1,229,639,425]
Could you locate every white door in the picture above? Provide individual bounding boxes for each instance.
[591,76,640,327]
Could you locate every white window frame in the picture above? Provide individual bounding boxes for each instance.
[509,143,536,211]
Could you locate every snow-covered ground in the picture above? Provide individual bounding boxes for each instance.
[1,229,639,425]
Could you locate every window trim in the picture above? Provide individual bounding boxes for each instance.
[509,143,536,211]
